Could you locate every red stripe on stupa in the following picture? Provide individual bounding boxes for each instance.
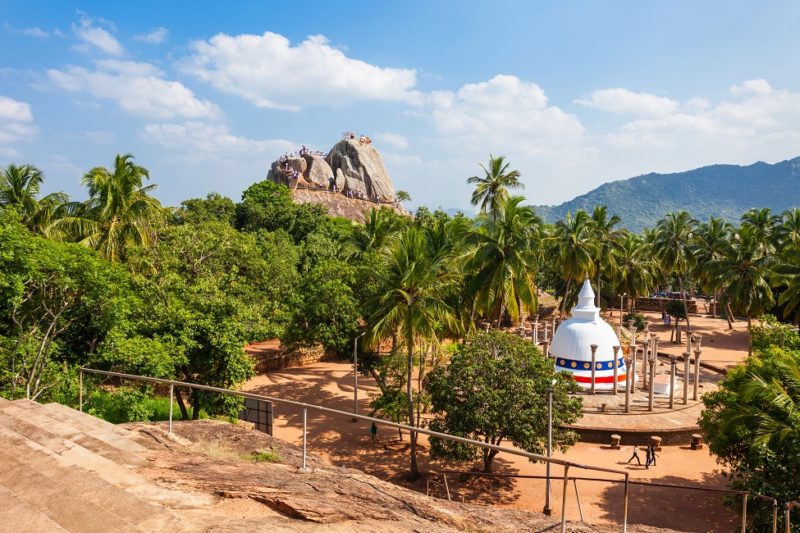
[572,374,627,383]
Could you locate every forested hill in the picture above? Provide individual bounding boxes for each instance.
[533,156,800,231]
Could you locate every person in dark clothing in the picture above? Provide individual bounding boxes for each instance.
[645,445,653,469]
[649,444,658,466]
[370,422,378,443]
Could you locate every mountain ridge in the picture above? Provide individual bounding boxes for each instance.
[532,156,800,231]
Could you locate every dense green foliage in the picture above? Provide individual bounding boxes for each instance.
[427,332,581,472]
[700,341,800,531]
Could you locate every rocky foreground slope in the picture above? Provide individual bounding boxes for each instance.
[0,397,678,532]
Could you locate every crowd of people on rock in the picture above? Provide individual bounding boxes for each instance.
[341,131,372,145]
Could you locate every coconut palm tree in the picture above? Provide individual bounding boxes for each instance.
[368,226,458,478]
[740,207,780,255]
[50,154,162,262]
[553,210,599,316]
[776,208,800,249]
[467,155,524,217]
[613,233,657,311]
[693,217,734,320]
[653,211,697,331]
[464,196,542,327]
[772,246,800,326]
[590,206,623,307]
[0,164,68,233]
[707,226,775,355]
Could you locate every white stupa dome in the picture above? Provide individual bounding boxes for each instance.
[550,279,626,390]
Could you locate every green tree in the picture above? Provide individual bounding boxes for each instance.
[740,207,779,255]
[0,163,67,233]
[395,190,412,203]
[700,347,800,531]
[707,226,775,355]
[553,210,598,315]
[653,211,697,331]
[464,196,541,326]
[613,233,657,311]
[467,155,524,216]
[693,217,734,320]
[51,154,162,262]
[235,180,327,243]
[174,192,236,225]
[773,246,800,325]
[367,226,458,478]
[590,206,623,307]
[427,331,581,472]
[776,208,800,248]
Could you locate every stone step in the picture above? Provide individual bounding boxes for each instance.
[0,403,147,468]
[0,483,67,532]
[40,401,140,440]
[0,448,140,532]
[0,427,182,530]
[6,400,148,459]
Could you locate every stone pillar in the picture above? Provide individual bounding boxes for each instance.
[590,344,598,395]
[693,348,702,401]
[612,345,621,395]
[669,356,677,409]
[543,321,549,343]
[542,340,550,358]
[631,328,638,392]
[533,315,539,344]
[683,349,691,405]
[648,356,656,412]
[624,357,632,412]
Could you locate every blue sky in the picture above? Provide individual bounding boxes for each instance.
[2,1,799,211]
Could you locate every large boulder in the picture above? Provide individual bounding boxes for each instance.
[301,154,334,188]
[326,140,396,202]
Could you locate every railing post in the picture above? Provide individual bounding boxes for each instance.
[79,369,84,412]
[772,499,777,533]
[301,407,308,471]
[623,472,629,533]
[168,383,174,434]
[560,464,570,533]
[573,478,584,522]
[612,346,620,395]
[624,357,631,413]
[741,493,748,533]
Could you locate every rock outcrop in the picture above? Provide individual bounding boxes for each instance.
[266,137,404,222]
[326,139,396,202]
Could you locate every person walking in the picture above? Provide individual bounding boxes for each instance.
[645,444,653,469]
[649,444,658,467]
[627,444,642,465]
[369,422,378,443]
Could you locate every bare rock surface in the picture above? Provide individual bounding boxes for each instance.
[326,139,396,202]
[301,154,334,188]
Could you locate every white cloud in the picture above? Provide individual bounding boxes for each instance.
[575,88,680,117]
[179,32,419,111]
[426,75,584,148]
[374,132,409,150]
[20,27,49,38]
[72,16,124,56]
[141,121,293,155]
[0,95,36,157]
[47,59,220,120]
[135,27,168,44]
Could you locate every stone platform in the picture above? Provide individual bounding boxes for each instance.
[564,355,724,445]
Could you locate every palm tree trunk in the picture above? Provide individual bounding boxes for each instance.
[496,294,507,328]
[561,277,572,318]
[725,300,735,329]
[405,326,419,479]
[678,277,692,332]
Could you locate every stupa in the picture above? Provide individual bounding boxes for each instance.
[550,279,626,390]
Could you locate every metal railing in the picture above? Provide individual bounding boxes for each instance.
[79,367,629,532]
[438,471,781,533]
[787,501,800,533]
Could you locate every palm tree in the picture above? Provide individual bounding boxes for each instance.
[464,196,542,327]
[613,233,657,311]
[776,208,800,248]
[590,206,623,307]
[773,246,800,326]
[740,207,779,255]
[693,217,734,320]
[553,210,598,316]
[0,164,68,233]
[467,155,524,217]
[50,154,162,262]
[707,226,775,355]
[368,226,458,478]
[653,211,697,331]
[353,208,403,256]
